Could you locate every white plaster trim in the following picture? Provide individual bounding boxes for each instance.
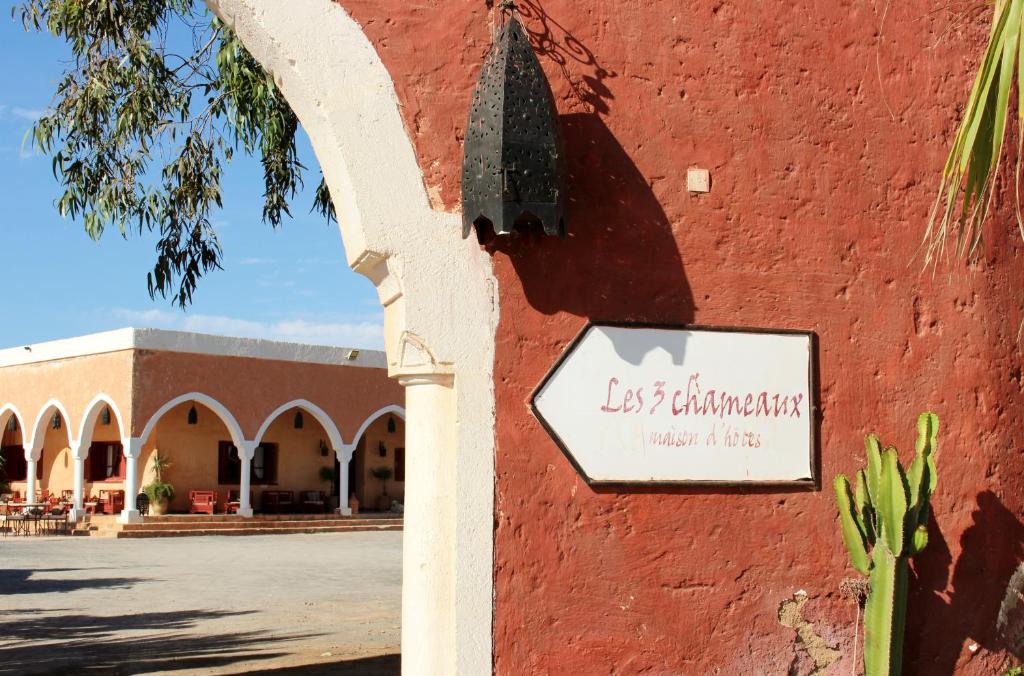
[203,2,499,672]
[0,327,386,369]
[139,392,246,449]
[253,399,346,451]
[28,398,74,454]
[76,394,127,450]
[344,404,406,451]
[0,402,25,436]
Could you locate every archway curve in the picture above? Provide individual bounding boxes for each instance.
[76,394,127,450]
[253,399,345,451]
[29,398,73,453]
[202,2,499,673]
[0,403,26,437]
[139,392,245,449]
[345,404,406,451]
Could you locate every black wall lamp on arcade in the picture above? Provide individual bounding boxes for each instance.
[462,0,566,243]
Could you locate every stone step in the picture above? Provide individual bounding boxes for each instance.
[115,523,403,538]
[120,517,402,531]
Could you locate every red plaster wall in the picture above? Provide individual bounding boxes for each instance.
[341,1,1024,672]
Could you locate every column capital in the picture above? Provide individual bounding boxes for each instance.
[122,437,143,458]
[70,442,87,461]
[238,440,258,460]
[23,444,42,462]
[335,445,355,463]
[397,373,454,388]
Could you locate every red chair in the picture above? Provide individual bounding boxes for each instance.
[189,490,217,515]
[98,490,125,515]
[223,490,253,514]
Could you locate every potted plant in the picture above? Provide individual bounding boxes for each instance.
[370,466,393,511]
[318,465,339,512]
[141,451,174,516]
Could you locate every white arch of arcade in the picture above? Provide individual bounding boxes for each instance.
[204,2,497,671]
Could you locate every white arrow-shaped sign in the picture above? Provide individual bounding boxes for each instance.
[531,324,817,485]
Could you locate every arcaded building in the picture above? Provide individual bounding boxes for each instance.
[0,328,405,521]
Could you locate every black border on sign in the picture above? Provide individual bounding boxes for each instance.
[528,321,821,491]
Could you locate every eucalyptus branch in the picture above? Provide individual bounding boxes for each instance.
[16,0,337,308]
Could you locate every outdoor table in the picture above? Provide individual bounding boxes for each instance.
[0,503,57,536]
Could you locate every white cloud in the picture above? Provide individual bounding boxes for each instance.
[238,257,274,265]
[11,107,43,121]
[112,309,384,349]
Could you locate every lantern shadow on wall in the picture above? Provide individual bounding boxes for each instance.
[467,2,695,332]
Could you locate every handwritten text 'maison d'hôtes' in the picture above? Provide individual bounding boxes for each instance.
[599,373,805,419]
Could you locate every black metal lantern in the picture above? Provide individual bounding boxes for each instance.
[294,411,304,429]
[100,406,111,426]
[6,416,17,433]
[387,416,396,434]
[51,412,61,430]
[187,405,198,425]
[462,6,566,241]
[378,441,387,458]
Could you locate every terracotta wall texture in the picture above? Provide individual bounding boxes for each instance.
[340,0,1024,672]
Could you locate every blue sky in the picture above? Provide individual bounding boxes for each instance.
[0,10,383,349]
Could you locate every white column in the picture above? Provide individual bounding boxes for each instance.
[24,445,40,505]
[336,447,352,516]
[237,441,256,518]
[69,443,86,521]
[399,373,457,676]
[118,437,143,524]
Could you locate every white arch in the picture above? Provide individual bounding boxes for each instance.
[253,399,345,451]
[205,2,499,673]
[76,394,127,451]
[29,398,73,453]
[0,403,26,440]
[139,392,245,449]
[346,404,406,449]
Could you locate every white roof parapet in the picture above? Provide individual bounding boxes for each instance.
[0,327,386,369]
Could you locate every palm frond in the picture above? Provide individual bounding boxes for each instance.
[925,0,1024,264]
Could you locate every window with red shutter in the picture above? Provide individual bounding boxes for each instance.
[395,447,406,482]
[218,442,241,484]
[1,445,27,481]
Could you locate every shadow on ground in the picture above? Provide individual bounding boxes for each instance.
[0,608,324,675]
[0,568,149,595]
[244,654,400,675]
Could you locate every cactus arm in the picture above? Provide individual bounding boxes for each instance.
[916,412,939,455]
[917,412,939,496]
[835,474,871,575]
[866,434,883,505]
[864,543,910,676]
[905,453,925,537]
[878,448,909,557]
[855,469,876,544]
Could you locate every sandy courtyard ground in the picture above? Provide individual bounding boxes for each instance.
[0,531,401,675]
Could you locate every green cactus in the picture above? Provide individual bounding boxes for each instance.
[834,412,939,676]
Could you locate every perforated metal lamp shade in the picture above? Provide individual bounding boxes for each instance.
[462,15,566,241]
